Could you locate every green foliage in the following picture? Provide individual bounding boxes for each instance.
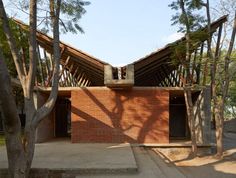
[225,51,236,118]
[0,19,29,77]
[170,30,208,65]
[59,0,90,33]
[169,0,206,32]
[169,0,209,85]
[17,0,90,34]
[0,19,28,113]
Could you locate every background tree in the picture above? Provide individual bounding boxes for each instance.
[170,0,236,158]
[212,1,236,121]
[212,12,236,157]
[225,56,236,119]
[0,0,89,177]
[202,0,236,157]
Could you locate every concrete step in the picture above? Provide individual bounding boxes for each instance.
[0,144,186,178]
[0,142,138,177]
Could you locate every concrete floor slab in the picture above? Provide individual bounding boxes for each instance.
[75,147,186,178]
[0,140,137,173]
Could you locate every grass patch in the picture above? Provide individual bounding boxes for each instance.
[0,134,5,146]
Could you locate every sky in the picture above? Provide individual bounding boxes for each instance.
[3,0,219,66]
[60,0,182,66]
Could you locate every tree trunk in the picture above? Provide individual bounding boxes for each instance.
[0,0,66,176]
[215,99,224,157]
[179,0,197,157]
[215,11,236,158]
[23,98,37,177]
[0,0,59,176]
[0,50,28,178]
[184,87,197,157]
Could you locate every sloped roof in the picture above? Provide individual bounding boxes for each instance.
[14,19,108,86]
[132,15,227,86]
[13,15,227,87]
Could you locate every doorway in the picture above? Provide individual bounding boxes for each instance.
[55,98,71,137]
[169,93,189,139]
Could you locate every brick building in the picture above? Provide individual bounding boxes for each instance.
[12,16,227,145]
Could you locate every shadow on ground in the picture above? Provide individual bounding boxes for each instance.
[155,131,236,178]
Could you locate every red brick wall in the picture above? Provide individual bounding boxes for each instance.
[71,87,169,143]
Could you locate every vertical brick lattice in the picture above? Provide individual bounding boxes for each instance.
[71,87,169,143]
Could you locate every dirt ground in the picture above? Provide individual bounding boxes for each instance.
[155,132,236,178]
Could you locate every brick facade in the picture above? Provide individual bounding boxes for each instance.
[71,87,169,144]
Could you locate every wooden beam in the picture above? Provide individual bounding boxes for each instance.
[43,48,50,76]
[191,48,198,78]
[135,60,171,80]
[67,62,74,87]
[59,56,71,80]
[154,74,164,86]
[215,24,223,59]
[169,70,178,87]
[161,65,173,86]
[37,45,46,86]
[135,55,171,76]
[196,42,204,84]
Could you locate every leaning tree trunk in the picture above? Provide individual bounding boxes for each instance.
[179,0,198,157]
[0,0,61,177]
[215,11,236,158]
[0,50,27,178]
[0,51,37,178]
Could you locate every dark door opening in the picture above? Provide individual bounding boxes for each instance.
[55,98,71,137]
[169,94,189,139]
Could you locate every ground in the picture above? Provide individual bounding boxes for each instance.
[0,132,236,178]
[155,132,236,178]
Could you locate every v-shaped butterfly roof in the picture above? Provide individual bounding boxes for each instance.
[14,15,227,87]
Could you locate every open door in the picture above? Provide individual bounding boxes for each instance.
[55,98,71,137]
[169,94,189,139]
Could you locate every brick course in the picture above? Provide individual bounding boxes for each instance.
[71,87,169,143]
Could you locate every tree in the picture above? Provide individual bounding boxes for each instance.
[225,56,236,119]
[0,0,89,177]
[170,0,236,158]
[169,0,206,157]
[213,12,236,157]
[217,0,236,152]
[202,0,236,157]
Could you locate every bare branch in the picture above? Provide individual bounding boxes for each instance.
[26,0,37,98]
[33,0,62,126]
[222,11,236,99]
